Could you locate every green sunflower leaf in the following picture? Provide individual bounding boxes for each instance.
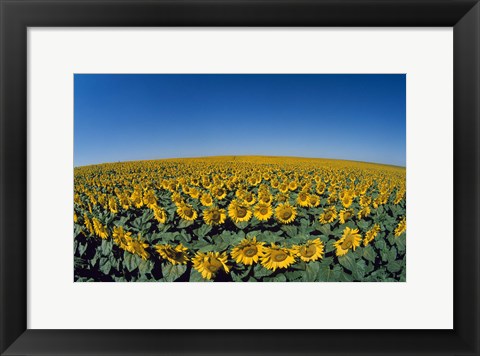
[353,259,366,280]
[101,239,113,256]
[162,263,187,282]
[194,224,212,238]
[363,245,376,262]
[386,260,403,273]
[388,246,398,262]
[375,239,387,251]
[99,260,112,275]
[281,225,298,238]
[317,224,332,236]
[123,251,139,272]
[197,244,217,253]
[318,264,342,282]
[394,234,406,252]
[139,260,154,275]
[284,270,304,281]
[325,240,336,253]
[234,221,249,230]
[356,219,370,231]
[338,253,357,273]
[78,243,88,257]
[253,264,273,278]
[305,261,321,281]
[264,274,287,282]
[337,270,354,282]
[177,219,194,229]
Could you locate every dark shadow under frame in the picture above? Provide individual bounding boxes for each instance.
[0,0,478,355]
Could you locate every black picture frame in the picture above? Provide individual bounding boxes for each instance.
[1,0,479,355]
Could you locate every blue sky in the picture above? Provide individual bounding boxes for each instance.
[74,74,406,167]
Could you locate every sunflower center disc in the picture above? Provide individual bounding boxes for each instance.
[259,207,268,215]
[207,257,223,272]
[208,265,218,272]
[282,210,292,219]
[341,237,353,249]
[301,245,316,258]
[273,251,287,262]
[184,208,193,218]
[212,211,220,220]
[237,207,247,218]
[244,247,257,257]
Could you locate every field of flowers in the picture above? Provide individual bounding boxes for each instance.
[74,156,406,282]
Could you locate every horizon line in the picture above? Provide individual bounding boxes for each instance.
[74,154,406,170]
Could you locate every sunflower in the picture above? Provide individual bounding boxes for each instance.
[177,203,198,221]
[242,192,256,206]
[275,203,297,224]
[288,181,298,191]
[327,194,337,205]
[171,192,184,205]
[341,195,353,208]
[271,179,280,189]
[127,235,150,260]
[296,191,310,207]
[293,238,324,262]
[130,190,144,208]
[153,206,167,224]
[83,213,94,235]
[74,212,78,223]
[118,193,130,210]
[230,237,265,265]
[182,185,191,194]
[258,193,273,205]
[319,206,337,224]
[200,193,214,207]
[394,190,405,204]
[260,243,296,271]
[92,217,108,239]
[112,226,133,250]
[212,186,227,200]
[228,199,252,223]
[192,251,230,280]
[143,189,158,209]
[189,188,200,199]
[202,178,212,189]
[316,182,326,195]
[357,206,371,219]
[394,217,406,236]
[359,195,372,207]
[276,192,290,203]
[334,227,362,256]
[307,194,320,207]
[203,206,227,225]
[339,208,354,224]
[278,183,289,193]
[155,243,189,265]
[363,224,381,246]
[191,177,200,186]
[108,196,118,213]
[253,202,273,221]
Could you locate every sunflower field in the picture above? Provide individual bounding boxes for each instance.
[74,156,406,282]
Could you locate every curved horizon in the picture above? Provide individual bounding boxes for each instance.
[74,154,406,169]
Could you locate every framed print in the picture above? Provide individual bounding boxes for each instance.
[1,0,479,355]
